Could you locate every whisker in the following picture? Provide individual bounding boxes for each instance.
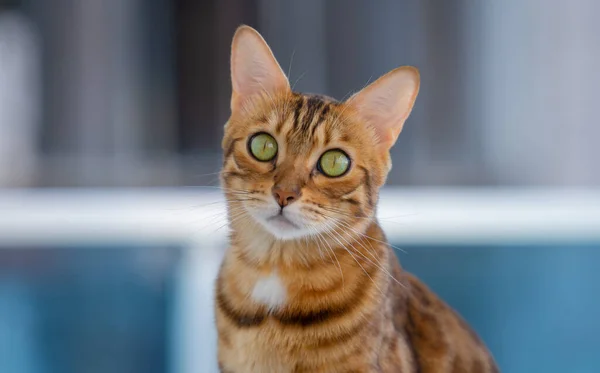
[291,70,307,91]
[341,74,373,102]
[306,228,325,263]
[192,170,226,179]
[327,218,404,288]
[308,225,344,283]
[207,207,250,233]
[287,49,295,80]
[321,228,386,297]
[197,206,248,230]
[332,227,402,296]
[319,205,415,225]
[213,210,249,233]
[183,185,257,197]
[318,208,407,254]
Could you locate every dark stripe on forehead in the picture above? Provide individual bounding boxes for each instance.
[291,96,305,132]
[310,103,331,138]
[302,93,340,104]
[300,96,325,135]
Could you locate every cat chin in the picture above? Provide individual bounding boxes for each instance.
[247,211,318,241]
[254,216,314,241]
[242,202,316,241]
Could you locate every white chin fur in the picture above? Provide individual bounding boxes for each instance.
[256,218,313,240]
[246,202,316,241]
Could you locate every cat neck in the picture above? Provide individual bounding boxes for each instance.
[228,214,384,271]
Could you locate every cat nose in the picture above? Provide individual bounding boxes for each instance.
[272,186,301,207]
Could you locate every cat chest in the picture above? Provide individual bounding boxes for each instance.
[225,328,295,373]
[250,272,287,309]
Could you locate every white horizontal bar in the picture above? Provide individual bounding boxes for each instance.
[0,188,598,246]
[377,188,600,244]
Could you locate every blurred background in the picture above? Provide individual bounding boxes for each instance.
[1,0,599,372]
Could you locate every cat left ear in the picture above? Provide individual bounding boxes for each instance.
[347,66,420,150]
[230,25,290,112]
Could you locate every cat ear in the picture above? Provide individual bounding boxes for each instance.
[347,66,420,150]
[230,25,290,112]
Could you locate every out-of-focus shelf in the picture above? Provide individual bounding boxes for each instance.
[378,188,600,244]
[0,187,599,246]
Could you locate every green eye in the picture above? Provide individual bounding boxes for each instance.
[249,133,278,161]
[318,149,350,177]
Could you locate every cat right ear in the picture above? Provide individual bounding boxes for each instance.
[230,25,290,112]
[347,66,420,151]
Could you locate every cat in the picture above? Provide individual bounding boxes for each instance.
[215,25,499,373]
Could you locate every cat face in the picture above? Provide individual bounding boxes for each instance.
[221,26,419,241]
[223,92,383,240]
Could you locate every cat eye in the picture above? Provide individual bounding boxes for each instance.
[249,133,278,162]
[318,149,350,177]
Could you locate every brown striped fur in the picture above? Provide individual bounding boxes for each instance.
[216,25,499,373]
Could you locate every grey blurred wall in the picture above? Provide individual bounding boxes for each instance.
[0,0,598,187]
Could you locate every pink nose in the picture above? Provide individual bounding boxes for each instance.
[272,186,301,207]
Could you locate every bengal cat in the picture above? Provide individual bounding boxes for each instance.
[215,25,499,373]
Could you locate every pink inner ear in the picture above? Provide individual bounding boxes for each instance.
[348,66,420,149]
[235,65,283,97]
[230,27,290,111]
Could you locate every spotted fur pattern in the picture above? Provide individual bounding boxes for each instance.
[216,26,499,373]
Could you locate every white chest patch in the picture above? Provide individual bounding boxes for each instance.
[251,272,287,309]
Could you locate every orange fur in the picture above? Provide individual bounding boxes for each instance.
[216,25,498,373]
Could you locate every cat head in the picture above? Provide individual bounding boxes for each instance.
[222,25,419,241]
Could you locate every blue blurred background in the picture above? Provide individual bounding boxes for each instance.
[1,1,600,372]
